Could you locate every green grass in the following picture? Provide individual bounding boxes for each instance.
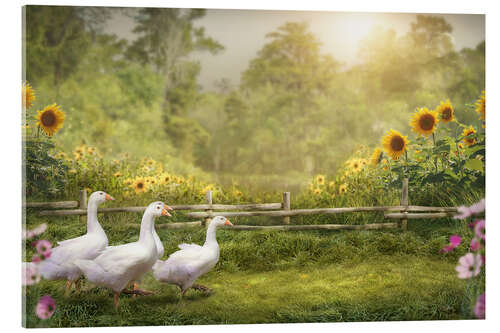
[24,256,469,327]
[23,208,480,327]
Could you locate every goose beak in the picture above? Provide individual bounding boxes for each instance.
[165,205,174,211]
[224,219,233,226]
[105,194,115,201]
[161,208,171,217]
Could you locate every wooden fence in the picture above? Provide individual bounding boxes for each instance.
[25,179,458,231]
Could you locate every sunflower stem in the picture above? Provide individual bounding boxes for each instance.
[432,132,438,173]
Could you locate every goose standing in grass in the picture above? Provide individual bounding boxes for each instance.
[153,216,233,299]
[75,202,172,309]
[39,191,114,295]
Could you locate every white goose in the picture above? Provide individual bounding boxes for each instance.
[153,216,233,299]
[39,191,114,295]
[75,202,171,309]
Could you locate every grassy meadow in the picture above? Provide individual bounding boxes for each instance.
[24,208,478,327]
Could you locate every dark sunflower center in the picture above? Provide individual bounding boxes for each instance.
[137,183,144,189]
[419,114,435,131]
[390,136,405,151]
[41,111,56,127]
[441,107,452,120]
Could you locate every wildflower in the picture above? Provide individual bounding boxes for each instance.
[22,262,40,286]
[441,235,461,253]
[22,82,35,109]
[22,223,47,240]
[328,181,335,188]
[112,159,119,165]
[410,107,439,136]
[470,238,481,251]
[455,253,482,279]
[35,103,65,136]
[160,173,171,185]
[435,99,454,123]
[475,91,485,121]
[316,175,325,185]
[113,172,122,178]
[313,188,322,195]
[233,190,243,197]
[462,125,477,146]
[338,184,347,194]
[350,159,363,173]
[36,295,56,319]
[474,219,485,241]
[474,293,485,319]
[370,148,383,166]
[381,129,409,160]
[131,178,148,194]
[454,199,485,219]
[123,178,133,186]
[34,240,52,257]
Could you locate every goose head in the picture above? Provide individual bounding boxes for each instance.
[210,216,233,227]
[146,201,173,217]
[89,191,115,205]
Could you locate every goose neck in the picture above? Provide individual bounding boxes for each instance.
[87,200,104,234]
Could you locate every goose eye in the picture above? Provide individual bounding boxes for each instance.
[100,193,103,195]
[157,206,160,209]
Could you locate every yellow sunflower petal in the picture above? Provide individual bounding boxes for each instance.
[410,107,439,136]
[35,103,65,136]
[381,129,409,160]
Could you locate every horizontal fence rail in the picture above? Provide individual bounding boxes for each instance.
[28,181,461,231]
[25,201,79,209]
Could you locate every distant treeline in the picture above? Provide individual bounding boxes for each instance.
[25,7,485,177]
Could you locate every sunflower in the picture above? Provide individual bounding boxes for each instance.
[462,125,477,146]
[370,148,383,166]
[22,82,35,109]
[131,178,148,194]
[233,190,243,197]
[160,173,172,185]
[316,175,325,185]
[328,181,335,188]
[410,107,439,136]
[35,104,65,136]
[475,91,485,121]
[87,147,96,155]
[338,184,347,194]
[313,188,322,195]
[123,178,133,186]
[350,159,363,173]
[113,172,122,178]
[435,99,454,123]
[381,129,409,160]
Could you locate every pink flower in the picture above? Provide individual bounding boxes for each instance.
[441,235,462,253]
[22,223,48,240]
[32,251,50,263]
[36,295,56,319]
[456,253,483,279]
[470,238,481,251]
[454,206,472,219]
[474,220,485,241]
[454,199,485,219]
[35,240,52,256]
[22,262,40,286]
[469,199,485,215]
[474,293,485,319]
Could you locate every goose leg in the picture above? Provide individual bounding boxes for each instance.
[75,278,82,293]
[113,292,120,309]
[132,282,138,298]
[64,280,73,297]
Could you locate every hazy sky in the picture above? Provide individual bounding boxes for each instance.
[105,9,485,91]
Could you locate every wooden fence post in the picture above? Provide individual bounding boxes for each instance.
[203,190,213,227]
[79,189,87,222]
[282,192,291,224]
[400,178,409,231]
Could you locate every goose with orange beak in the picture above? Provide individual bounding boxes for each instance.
[75,202,172,309]
[153,216,233,299]
[39,191,114,296]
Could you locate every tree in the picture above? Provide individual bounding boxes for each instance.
[126,8,224,160]
[25,6,110,88]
